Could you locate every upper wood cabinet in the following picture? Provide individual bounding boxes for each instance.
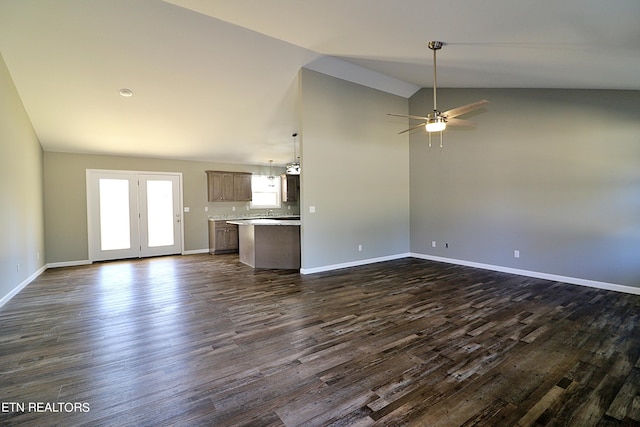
[281,174,300,202]
[233,173,253,201]
[206,171,252,202]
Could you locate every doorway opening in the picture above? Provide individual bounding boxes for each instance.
[86,170,183,262]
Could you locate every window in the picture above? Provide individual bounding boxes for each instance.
[250,175,281,209]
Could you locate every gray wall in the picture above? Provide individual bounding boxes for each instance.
[410,88,640,288]
[299,69,410,272]
[44,152,299,264]
[0,53,45,304]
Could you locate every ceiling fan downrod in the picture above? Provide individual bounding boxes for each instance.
[428,41,443,114]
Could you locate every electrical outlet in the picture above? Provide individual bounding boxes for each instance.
[358,244,363,252]
[16,264,20,272]
[184,207,190,213]
[432,241,436,248]
[309,206,316,213]
[514,250,520,258]
[204,206,208,212]
[232,206,236,211]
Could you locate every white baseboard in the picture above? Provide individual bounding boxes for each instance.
[47,260,92,269]
[4,252,635,311]
[183,249,210,255]
[300,253,411,275]
[410,253,640,296]
[0,265,47,309]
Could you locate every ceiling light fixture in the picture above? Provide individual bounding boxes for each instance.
[119,88,133,97]
[268,160,275,187]
[425,117,446,133]
[285,133,300,175]
[387,41,488,147]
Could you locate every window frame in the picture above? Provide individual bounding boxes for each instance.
[249,174,281,209]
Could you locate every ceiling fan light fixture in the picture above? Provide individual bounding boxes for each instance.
[425,117,446,132]
[387,40,488,137]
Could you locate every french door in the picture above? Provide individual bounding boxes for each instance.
[87,170,183,262]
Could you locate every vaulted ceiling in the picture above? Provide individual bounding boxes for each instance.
[1,0,638,165]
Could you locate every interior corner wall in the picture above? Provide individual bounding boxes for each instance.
[299,68,410,272]
[409,88,640,288]
[0,52,45,305]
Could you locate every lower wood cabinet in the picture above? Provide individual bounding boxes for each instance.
[208,220,239,254]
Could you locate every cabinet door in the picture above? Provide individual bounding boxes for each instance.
[221,174,234,200]
[281,174,299,202]
[207,172,235,201]
[207,172,221,201]
[224,226,239,250]
[208,221,216,253]
[215,228,229,251]
[234,173,252,201]
[211,221,239,254]
[207,172,227,201]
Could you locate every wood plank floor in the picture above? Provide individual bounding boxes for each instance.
[1,255,639,426]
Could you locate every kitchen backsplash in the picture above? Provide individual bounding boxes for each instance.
[206,201,300,220]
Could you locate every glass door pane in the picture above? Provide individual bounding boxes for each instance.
[99,178,131,251]
[139,174,182,257]
[146,180,174,247]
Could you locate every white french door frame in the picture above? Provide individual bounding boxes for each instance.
[86,169,184,262]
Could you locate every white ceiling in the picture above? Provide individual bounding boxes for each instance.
[1,0,639,165]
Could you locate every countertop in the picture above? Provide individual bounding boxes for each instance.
[209,214,300,221]
[226,218,301,226]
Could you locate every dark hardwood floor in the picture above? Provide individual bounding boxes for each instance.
[1,255,639,426]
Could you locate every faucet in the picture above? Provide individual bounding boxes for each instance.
[266,209,273,216]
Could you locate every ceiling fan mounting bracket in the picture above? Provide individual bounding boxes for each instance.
[428,41,443,50]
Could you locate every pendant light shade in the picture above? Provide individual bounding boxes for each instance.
[285,133,300,175]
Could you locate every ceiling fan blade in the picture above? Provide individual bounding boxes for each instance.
[442,99,489,119]
[447,118,476,127]
[387,113,429,120]
[397,122,427,134]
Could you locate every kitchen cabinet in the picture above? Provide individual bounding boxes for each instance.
[208,220,239,254]
[206,171,252,202]
[281,174,299,202]
[233,173,253,201]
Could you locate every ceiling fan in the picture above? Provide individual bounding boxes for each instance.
[388,41,488,145]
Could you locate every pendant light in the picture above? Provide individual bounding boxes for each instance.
[285,133,300,175]
[267,160,275,187]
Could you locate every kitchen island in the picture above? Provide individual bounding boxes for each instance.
[226,219,301,269]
